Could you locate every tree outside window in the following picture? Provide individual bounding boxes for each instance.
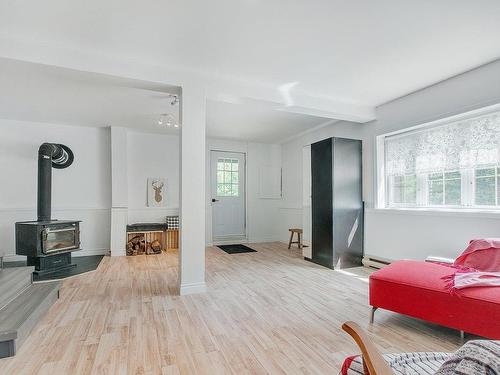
[216,159,240,197]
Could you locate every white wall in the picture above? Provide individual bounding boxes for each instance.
[365,209,500,261]
[0,122,182,259]
[363,59,500,261]
[179,85,207,295]
[127,130,179,223]
[205,138,282,245]
[0,119,111,258]
[247,142,282,242]
[280,59,500,261]
[110,126,128,256]
[1,116,292,264]
[279,122,366,243]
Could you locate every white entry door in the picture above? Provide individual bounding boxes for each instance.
[211,151,246,240]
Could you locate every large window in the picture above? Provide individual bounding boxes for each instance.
[383,107,500,209]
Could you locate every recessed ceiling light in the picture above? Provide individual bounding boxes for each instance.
[158,113,179,128]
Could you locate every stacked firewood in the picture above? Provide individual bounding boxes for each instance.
[150,240,162,254]
[126,235,145,256]
[126,235,163,256]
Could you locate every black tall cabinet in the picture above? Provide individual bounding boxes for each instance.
[311,137,363,269]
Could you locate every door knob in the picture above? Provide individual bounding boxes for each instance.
[212,198,219,202]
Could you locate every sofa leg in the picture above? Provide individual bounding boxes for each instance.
[460,330,465,342]
[370,307,377,324]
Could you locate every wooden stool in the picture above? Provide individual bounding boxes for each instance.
[288,228,303,249]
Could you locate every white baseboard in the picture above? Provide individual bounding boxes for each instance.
[110,248,126,257]
[179,281,207,295]
[362,255,392,269]
[209,238,282,246]
[212,238,248,246]
[247,237,282,244]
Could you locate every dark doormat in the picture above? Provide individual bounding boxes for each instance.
[4,255,104,282]
[217,244,257,254]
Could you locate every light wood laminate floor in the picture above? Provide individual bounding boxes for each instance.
[1,242,460,374]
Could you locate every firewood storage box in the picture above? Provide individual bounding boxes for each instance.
[126,223,178,256]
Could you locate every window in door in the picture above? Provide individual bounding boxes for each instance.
[216,158,239,197]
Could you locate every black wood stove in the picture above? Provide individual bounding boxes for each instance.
[15,143,81,275]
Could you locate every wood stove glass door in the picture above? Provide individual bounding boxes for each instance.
[42,227,78,253]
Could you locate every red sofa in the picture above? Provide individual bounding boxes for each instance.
[369,260,500,339]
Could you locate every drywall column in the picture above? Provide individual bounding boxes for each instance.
[179,85,207,295]
[110,126,128,256]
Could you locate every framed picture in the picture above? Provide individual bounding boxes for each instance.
[147,177,165,207]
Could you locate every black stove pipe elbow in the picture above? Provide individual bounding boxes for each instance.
[37,143,74,222]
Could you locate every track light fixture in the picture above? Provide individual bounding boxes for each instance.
[168,94,179,106]
[157,93,180,128]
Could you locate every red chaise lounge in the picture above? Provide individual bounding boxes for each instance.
[369,259,500,339]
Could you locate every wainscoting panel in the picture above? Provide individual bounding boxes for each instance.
[277,207,303,242]
[110,208,127,257]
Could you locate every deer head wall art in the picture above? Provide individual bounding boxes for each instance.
[147,177,165,207]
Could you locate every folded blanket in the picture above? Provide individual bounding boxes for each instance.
[454,239,500,272]
[435,340,500,375]
[446,271,500,291]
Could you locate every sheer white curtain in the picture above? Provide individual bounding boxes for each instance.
[385,111,500,176]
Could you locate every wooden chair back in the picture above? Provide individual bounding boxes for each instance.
[342,321,394,375]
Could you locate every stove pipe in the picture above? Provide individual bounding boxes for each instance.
[37,143,74,222]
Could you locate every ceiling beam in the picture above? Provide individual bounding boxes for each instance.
[206,78,376,123]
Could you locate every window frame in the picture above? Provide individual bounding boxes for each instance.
[386,174,418,207]
[216,158,241,197]
[473,166,500,207]
[376,103,500,212]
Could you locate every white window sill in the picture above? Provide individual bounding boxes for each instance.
[367,207,500,219]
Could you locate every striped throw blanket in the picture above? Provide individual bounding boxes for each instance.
[435,340,500,375]
[341,341,500,375]
[341,352,450,375]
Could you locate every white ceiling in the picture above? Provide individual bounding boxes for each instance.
[0,58,330,141]
[207,99,333,143]
[1,2,500,142]
[0,58,181,134]
[1,1,499,107]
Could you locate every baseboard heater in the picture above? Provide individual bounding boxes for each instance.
[362,255,392,269]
